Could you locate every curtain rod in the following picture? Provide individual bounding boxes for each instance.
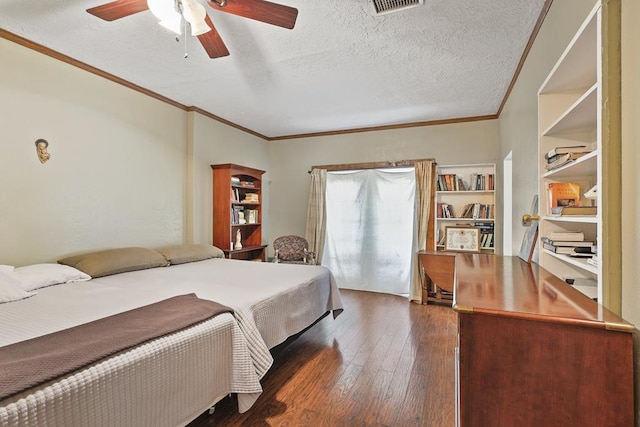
[308,158,436,173]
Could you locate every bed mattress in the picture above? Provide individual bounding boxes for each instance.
[92,258,344,349]
[0,281,267,426]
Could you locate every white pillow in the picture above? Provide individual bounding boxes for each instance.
[0,265,14,273]
[0,271,35,303]
[12,263,91,291]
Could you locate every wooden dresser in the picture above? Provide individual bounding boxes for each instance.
[453,254,634,427]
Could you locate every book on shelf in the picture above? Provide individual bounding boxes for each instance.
[437,172,494,191]
[544,142,596,160]
[569,252,594,258]
[437,174,466,191]
[457,177,467,191]
[545,152,590,170]
[564,277,597,287]
[586,257,598,267]
[437,202,455,218]
[242,193,259,203]
[551,205,597,216]
[542,242,578,254]
[540,237,594,247]
[459,203,494,219]
[469,173,494,191]
[231,205,245,225]
[547,182,580,212]
[246,209,258,224]
[231,176,241,184]
[573,246,596,254]
[546,151,589,164]
[475,221,494,248]
[445,174,455,191]
[545,230,584,241]
[480,233,493,248]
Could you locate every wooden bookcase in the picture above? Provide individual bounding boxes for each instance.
[434,163,496,254]
[536,0,621,312]
[211,163,267,261]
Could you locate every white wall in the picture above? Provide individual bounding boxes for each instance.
[621,0,640,332]
[268,120,500,256]
[620,1,640,421]
[0,38,188,265]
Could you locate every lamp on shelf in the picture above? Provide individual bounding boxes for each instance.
[147,0,211,36]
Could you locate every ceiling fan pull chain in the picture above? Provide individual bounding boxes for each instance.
[184,19,189,58]
[210,0,227,7]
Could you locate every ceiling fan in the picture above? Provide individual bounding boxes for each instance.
[86,0,298,58]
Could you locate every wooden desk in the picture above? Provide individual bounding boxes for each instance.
[418,250,456,305]
[453,254,634,427]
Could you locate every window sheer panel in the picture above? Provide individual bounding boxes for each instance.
[322,169,416,294]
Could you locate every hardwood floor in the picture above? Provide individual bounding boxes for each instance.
[189,289,457,427]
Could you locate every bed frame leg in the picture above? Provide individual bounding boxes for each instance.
[208,406,216,415]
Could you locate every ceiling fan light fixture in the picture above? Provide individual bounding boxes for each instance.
[148,0,182,34]
[182,0,211,36]
[159,15,183,34]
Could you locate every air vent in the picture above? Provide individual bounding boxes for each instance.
[370,0,424,15]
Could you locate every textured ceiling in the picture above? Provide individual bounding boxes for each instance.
[0,0,547,139]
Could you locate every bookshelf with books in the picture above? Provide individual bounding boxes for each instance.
[212,163,267,261]
[434,163,496,253]
[536,1,621,311]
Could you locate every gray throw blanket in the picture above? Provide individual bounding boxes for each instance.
[0,293,233,400]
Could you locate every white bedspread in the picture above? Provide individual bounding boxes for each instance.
[0,258,344,426]
[93,258,344,350]
[0,281,266,426]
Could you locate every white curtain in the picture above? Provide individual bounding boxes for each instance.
[321,168,416,295]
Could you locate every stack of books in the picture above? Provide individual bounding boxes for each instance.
[469,173,495,191]
[242,193,259,203]
[437,174,466,191]
[475,221,494,248]
[437,203,455,218]
[550,205,597,216]
[544,142,596,170]
[459,203,494,219]
[540,230,596,258]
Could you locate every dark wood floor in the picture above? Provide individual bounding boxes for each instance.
[189,289,457,427]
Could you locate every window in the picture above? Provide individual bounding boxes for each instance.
[322,168,416,295]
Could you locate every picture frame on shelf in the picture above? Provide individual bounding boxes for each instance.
[445,226,480,252]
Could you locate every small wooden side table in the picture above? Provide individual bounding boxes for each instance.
[418,250,456,305]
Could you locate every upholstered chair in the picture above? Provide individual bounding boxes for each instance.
[273,235,316,265]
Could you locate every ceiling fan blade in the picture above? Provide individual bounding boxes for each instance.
[87,0,149,21]
[197,14,230,58]
[209,0,298,29]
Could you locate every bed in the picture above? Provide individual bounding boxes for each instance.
[0,245,343,426]
[92,257,344,349]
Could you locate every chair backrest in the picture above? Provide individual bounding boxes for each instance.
[273,235,309,261]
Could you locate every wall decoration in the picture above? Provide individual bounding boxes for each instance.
[35,139,51,164]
